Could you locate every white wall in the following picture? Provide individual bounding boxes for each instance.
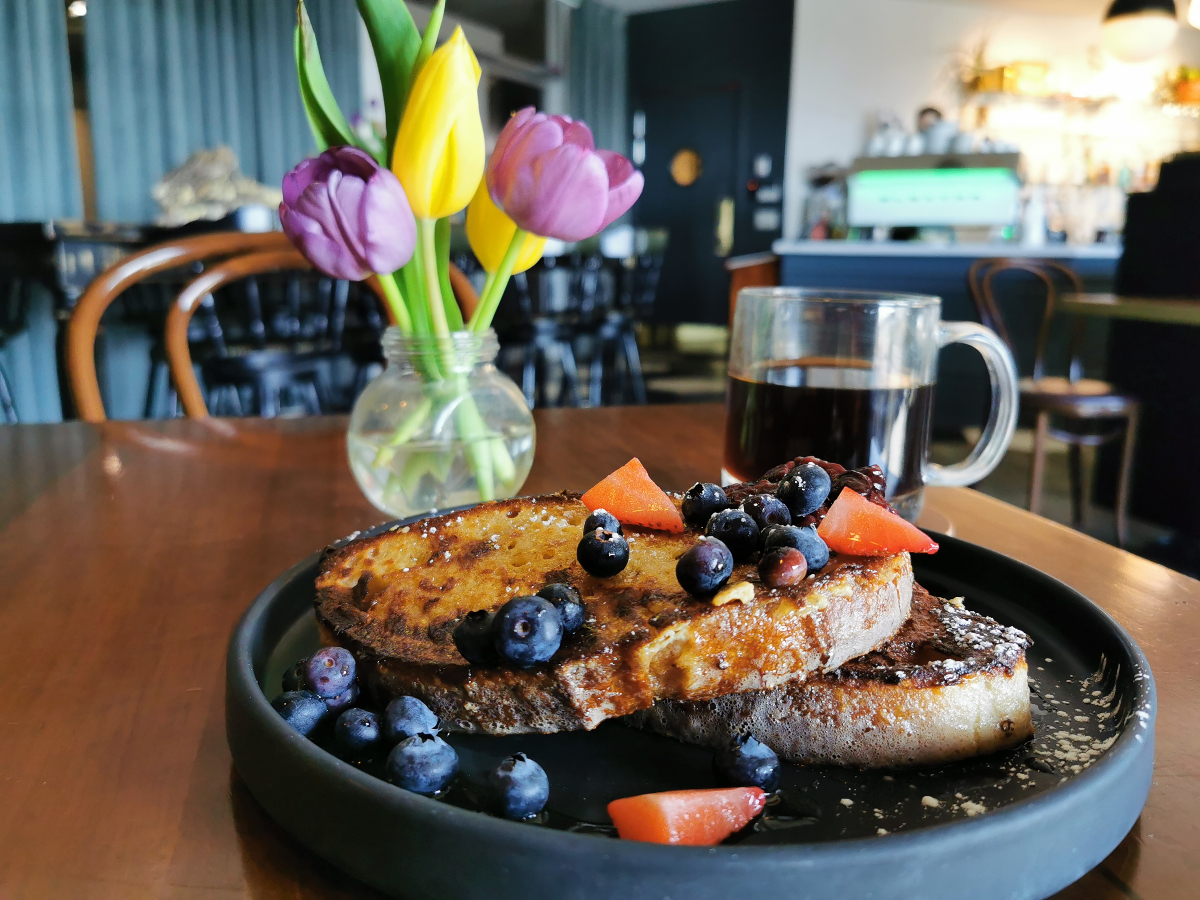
[782,0,1200,239]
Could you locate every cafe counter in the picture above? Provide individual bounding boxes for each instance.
[771,239,1121,432]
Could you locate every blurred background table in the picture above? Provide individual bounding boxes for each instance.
[1061,292,1200,562]
[0,404,1195,899]
[1060,293,1200,326]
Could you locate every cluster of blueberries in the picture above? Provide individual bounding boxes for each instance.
[676,462,834,596]
[270,645,782,819]
[436,465,837,685]
[271,648,549,819]
[447,509,624,671]
[569,465,836,603]
[452,582,586,669]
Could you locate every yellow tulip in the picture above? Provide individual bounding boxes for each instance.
[392,27,484,220]
[466,180,546,274]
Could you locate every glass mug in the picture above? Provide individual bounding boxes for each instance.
[724,288,1019,520]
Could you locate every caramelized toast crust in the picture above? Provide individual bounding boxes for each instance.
[629,585,1034,767]
[315,492,913,734]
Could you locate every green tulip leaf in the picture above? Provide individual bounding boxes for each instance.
[355,0,422,165]
[295,1,357,153]
[413,0,446,77]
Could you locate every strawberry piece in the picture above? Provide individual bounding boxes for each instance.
[817,487,939,556]
[607,787,767,845]
[581,458,686,533]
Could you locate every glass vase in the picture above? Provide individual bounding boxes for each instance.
[347,328,535,518]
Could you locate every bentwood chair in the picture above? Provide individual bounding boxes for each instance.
[69,233,297,420]
[67,232,477,420]
[166,251,480,418]
[166,245,343,417]
[968,258,1138,546]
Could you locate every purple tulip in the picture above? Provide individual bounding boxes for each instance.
[280,146,416,281]
[487,108,644,242]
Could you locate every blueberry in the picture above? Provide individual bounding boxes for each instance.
[704,508,760,562]
[271,690,327,736]
[577,528,630,578]
[282,658,307,693]
[584,508,623,535]
[488,752,550,819]
[713,734,781,792]
[759,524,784,548]
[537,584,586,633]
[386,733,460,795]
[384,695,440,744]
[741,494,792,530]
[305,647,356,698]
[681,482,729,527]
[324,683,360,715]
[493,596,564,667]
[763,524,830,572]
[758,546,808,588]
[676,537,735,595]
[453,610,498,665]
[335,708,382,758]
[776,462,832,518]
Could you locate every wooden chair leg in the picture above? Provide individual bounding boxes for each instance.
[1067,442,1085,532]
[1115,405,1139,549]
[1028,411,1050,516]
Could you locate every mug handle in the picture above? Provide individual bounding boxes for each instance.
[924,321,1019,488]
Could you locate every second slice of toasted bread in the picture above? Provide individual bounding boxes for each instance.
[315,492,913,734]
[628,585,1034,767]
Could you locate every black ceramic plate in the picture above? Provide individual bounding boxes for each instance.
[226,522,1155,900]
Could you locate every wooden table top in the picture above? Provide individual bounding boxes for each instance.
[1,405,1196,899]
[1061,292,1200,326]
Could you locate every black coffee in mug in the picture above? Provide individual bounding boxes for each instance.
[723,290,1018,521]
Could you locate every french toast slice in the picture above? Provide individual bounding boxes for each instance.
[628,584,1034,767]
[315,492,913,735]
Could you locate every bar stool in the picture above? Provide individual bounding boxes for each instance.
[587,253,660,406]
[500,269,582,409]
[968,258,1139,546]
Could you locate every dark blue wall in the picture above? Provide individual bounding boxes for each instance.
[629,0,793,324]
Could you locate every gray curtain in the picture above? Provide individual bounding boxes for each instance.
[0,283,63,423]
[570,0,628,157]
[86,0,361,223]
[0,0,83,221]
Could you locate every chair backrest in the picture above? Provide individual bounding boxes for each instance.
[967,257,1085,383]
[68,232,295,421]
[166,248,311,417]
[724,252,780,327]
[68,232,478,421]
[167,251,481,418]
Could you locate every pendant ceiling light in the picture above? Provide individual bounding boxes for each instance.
[1102,0,1179,62]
